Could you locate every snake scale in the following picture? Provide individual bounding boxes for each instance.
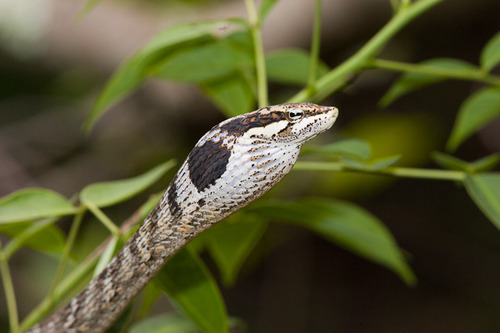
[27,103,339,332]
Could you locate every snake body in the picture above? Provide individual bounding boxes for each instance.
[27,103,338,332]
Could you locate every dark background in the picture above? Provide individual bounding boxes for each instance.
[1,0,500,332]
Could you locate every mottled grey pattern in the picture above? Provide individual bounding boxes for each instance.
[26,103,338,333]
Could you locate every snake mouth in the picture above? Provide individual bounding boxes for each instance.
[329,106,339,121]
[293,106,339,144]
[321,106,339,132]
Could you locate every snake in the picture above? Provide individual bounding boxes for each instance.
[26,103,339,332]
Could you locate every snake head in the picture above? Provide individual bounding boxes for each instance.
[239,103,339,144]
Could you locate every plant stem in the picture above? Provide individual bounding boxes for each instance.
[85,201,121,237]
[371,58,500,86]
[245,0,268,107]
[306,0,322,97]
[3,219,56,261]
[46,210,85,302]
[19,198,154,331]
[20,252,98,331]
[288,0,445,103]
[0,240,19,333]
[295,161,465,181]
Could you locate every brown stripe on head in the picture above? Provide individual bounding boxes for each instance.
[217,109,287,136]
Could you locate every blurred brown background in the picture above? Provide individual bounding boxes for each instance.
[1,0,500,332]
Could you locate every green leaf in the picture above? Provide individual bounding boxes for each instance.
[80,160,175,208]
[93,235,119,277]
[138,283,163,320]
[130,314,242,333]
[154,43,236,82]
[253,199,416,285]
[266,49,330,85]
[259,0,279,21]
[0,220,66,257]
[380,58,476,107]
[390,0,411,12]
[432,151,470,171]
[156,247,228,333]
[200,73,255,117]
[85,20,246,131]
[207,213,267,286]
[468,154,500,172]
[340,155,401,171]
[303,138,372,159]
[154,37,252,83]
[432,151,500,172]
[77,0,102,19]
[464,173,500,230]
[446,87,500,152]
[480,31,500,72]
[130,314,198,333]
[0,188,77,224]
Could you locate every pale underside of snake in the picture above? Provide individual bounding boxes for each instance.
[27,103,339,332]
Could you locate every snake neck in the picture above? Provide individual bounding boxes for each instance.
[28,194,214,333]
[26,103,338,332]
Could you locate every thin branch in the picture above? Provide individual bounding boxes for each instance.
[3,219,57,261]
[306,0,322,97]
[46,210,85,302]
[19,197,154,331]
[0,240,19,333]
[245,0,268,107]
[295,161,465,181]
[85,201,121,237]
[288,0,445,103]
[371,58,500,86]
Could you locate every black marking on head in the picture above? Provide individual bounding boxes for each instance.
[187,140,231,192]
[277,122,293,135]
[215,103,327,136]
[218,111,286,136]
[167,180,181,218]
[198,198,206,207]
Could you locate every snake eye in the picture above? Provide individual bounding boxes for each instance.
[286,108,305,122]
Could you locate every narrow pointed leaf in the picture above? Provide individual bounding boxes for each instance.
[259,0,279,21]
[0,188,77,224]
[253,199,416,285]
[303,138,371,159]
[80,160,175,208]
[0,220,65,257]
[156,247,228,333]
[93,235,119,277]
[154,37,252,83]
[431,151,470,171]
[130,314,198,333]
[155,43,237,82]
[446,87,500,152]
[432,151,500,172]
[266,49,330,85]
[85,20,246,131]
[201,73,255,117]
[380,58,476,107]
[464,173,500,230]
[468,154,500,172]
[341,155,401,171]
[480,31,500,72]
[138,283,163,320]
[77,0,102,19]
[207,213,267,285]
